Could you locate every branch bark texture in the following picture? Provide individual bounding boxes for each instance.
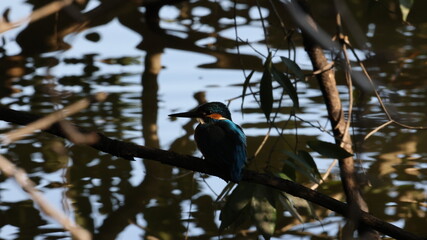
[295,0,367,211]
[289,0,378,238]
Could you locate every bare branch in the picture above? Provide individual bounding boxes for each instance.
[0,92,107,144]
[312,61,335,75]
[345,43,427,135]
[0,0,73,34]
[310,159,337,190]
[0,106,424,240]
[364,120,393,141]
[0,155,91,240]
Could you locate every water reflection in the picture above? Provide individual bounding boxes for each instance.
[0,0,426,239]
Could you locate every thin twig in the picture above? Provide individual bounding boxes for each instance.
[254,127,272,157]
[344,40,390,121]
[237,37,266,58]
[342,47,353,144]
[310,159,337,190]
[312,61,335,75]
[255,0,270,52]
[364,120,393,141]
[345,42,427,135]
[294,115,333,136]
[0,155,91,240]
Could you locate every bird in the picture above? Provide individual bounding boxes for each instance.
[169,102,247,182]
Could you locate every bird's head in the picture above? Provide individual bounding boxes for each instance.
[169,102,232,123]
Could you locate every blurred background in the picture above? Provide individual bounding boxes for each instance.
[0,0,426,239]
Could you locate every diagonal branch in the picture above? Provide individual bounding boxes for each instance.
[1,92,107,144]
[0,155,91,240]
[0,106,425,240]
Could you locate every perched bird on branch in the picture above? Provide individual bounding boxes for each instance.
[169,102,247,182]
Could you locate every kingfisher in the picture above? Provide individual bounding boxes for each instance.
[169,102,247,182]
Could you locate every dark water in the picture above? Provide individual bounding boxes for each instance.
[0,0,426,239]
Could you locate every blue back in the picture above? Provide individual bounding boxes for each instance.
[195,119,247,182]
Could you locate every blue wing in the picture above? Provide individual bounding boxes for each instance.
[195,119,247,182]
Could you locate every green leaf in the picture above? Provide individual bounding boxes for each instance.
[307,140,353,159]
[241,69,255,115]
[231,204,252,230]
[298,150,321,180]
[219,182,254,230]
[282,158,303,178]
[277,172,293,181]
[399,0,414,22]
[260,53,273,120]
[271,65,299,109]
[281,161,296,181]
[278,193,303,223]
[283,151,319,183]
[251,185,277,240]
[280,56,305,82]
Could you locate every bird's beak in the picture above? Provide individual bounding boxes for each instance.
[169,110,201,118]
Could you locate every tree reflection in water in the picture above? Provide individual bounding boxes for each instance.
[0,0,426,239]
